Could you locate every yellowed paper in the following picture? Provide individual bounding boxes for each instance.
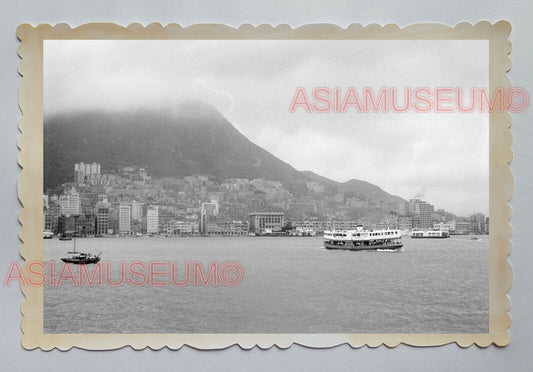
[17,22,512,350]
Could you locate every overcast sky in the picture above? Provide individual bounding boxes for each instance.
[44,40,489,216]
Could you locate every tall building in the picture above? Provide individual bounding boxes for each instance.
[44,203,60,233]
[74,162,101,184]
[200,201,219,234]
[414,201,434,229]
[95,201,110,235]
[147,206,159,234]
[119,205,132,234]
[470,213,486,234]
[401,198,435,229]
[398,202,410,216]
[131,200,144,221]
[59,187,80,216]
[248,212,285,235]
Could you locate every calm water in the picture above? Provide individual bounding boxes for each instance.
[44,236,488,333]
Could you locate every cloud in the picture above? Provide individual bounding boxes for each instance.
[44,40,489,215]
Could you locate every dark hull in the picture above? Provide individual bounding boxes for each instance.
[61,256,101,264]
[324,242,403,251]
[410,236,449,239]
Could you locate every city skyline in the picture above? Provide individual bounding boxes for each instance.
[43,161,488,238]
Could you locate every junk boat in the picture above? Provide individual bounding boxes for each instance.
[410,230,450,238]
[61,236,101,265]
[323,225,403,251]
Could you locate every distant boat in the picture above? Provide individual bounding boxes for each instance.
[43,231,54,239]
[61,236,101,265]
[59,231,73,241]
[410,230,450,239]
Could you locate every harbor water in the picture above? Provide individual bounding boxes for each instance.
[44,236,489,334]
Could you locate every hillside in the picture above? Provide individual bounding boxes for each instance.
[44,101,405,206]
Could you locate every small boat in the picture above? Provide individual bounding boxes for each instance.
[61,236,101,265]
[61,252,102,265]
[59,232,73,241]
[43,231,54,239]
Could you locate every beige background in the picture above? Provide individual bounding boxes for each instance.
[1,0,532,371]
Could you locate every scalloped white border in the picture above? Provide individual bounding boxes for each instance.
[17,22,513,350]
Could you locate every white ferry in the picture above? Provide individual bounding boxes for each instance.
[323,225,403,251]
[410,230,450,238]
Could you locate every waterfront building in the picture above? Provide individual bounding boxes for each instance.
[220,221,249,235]
[147,206,159,234]
[204,220,249,235]
[59,187,81,216]
[131,200,144,221]
[249,212,285,234]
[433,221,456,233]
[163,220,199,235]
[119,205,132,234]
[455,221,471,235]
[75,214,96,236]
[44,203,60,233]
[200,201,219,234]
[415,201,434,229]
[470,213,486,235]
[331,220,359,230]
[95,201,110,235]
[401,198,435,229]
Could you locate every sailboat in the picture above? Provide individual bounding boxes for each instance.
[61,236,102,264]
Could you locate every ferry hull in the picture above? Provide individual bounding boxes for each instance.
[410,236,449,239]
[324,242,403,251]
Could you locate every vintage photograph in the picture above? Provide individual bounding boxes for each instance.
[17,23,512,349]
[42,38,490,334]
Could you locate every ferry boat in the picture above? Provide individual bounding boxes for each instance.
[410,230,450,238]
[323,225,403,251]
